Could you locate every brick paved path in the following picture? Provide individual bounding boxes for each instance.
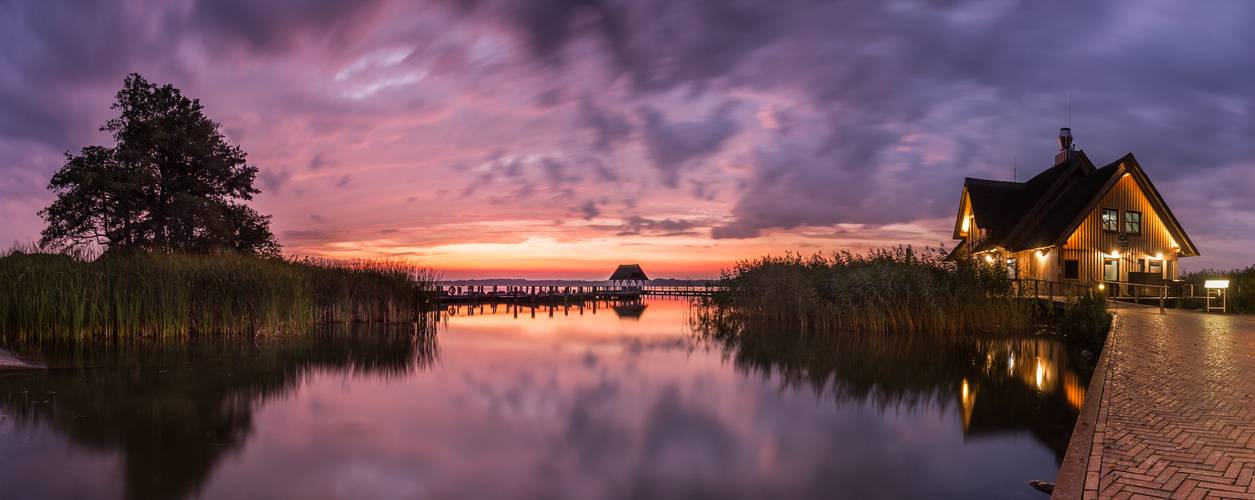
[1056,304,1255,499]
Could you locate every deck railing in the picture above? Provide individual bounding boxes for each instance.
[1098,280,1169,313]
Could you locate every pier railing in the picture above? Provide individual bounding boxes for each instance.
[436,283,724,304]
[640,284,720,297]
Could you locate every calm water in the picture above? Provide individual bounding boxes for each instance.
[1,298,1090,499]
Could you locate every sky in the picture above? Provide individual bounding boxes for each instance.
[2,0,1254,279]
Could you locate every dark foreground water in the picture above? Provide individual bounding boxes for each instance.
[1,299,1090,500]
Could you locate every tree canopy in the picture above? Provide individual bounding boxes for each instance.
[40,74,280,256]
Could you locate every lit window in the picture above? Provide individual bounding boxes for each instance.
[1125,211,1141,234]
[1102,209,1119,231]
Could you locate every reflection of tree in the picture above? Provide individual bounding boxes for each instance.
[693,323,1093,463]
[0,322,437,500]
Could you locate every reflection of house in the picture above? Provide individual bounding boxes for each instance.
[946,128,1198,286]
[611,303,648,321]
[957,338,1088,461]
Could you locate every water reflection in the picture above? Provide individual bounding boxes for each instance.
[440,298,650,322]
[0,323,436,500]
[695,323,1092,462]
[2,300,1092,499]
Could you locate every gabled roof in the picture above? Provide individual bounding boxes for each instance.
[956,178,1023,238]
[609,264,649,281]
[952,151,1198,259]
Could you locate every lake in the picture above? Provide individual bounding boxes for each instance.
[0,298,1090,499]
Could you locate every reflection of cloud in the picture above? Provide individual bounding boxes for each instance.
[625,385,736,498]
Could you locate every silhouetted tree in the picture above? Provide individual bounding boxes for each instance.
[40,73,279,256]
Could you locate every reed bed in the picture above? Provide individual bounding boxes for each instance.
[1180,265,1255,314]
[0,248,438,341]
[694,246,1034,335]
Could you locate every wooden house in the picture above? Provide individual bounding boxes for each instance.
[946,128,1198,287]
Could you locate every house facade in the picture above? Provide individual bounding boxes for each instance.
[946,129,1198,287]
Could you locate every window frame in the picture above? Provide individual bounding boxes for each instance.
[1125,210,1142,234]
[1064,259,1079,280]
[1101,208,1119,232]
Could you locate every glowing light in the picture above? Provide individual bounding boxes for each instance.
[962,217,970,232]
[1098,284,1105,290]
[1205,280,1230,289]
[985,255,992,262]
[1111,250,1119,258]
[1035,360,1044,389]
[1008,353,1015,371]
[1036,250,1044,259]
[962,379,969,400]
[1156,253,1163,259]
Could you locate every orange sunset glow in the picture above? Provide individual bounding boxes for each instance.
[2,1,1252,277]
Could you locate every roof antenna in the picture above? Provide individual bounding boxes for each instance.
[1013,157,1017,182]
[1068,92,1072,128]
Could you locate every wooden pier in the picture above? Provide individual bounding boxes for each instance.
[438,284,719,305]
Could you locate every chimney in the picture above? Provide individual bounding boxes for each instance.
[1055,127,1075,164]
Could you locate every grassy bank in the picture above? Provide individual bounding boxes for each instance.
[695,247,1036,335]
[0,249,437,341]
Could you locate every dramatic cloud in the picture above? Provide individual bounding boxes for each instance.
[639,104,739,188]
[2,0,1254,274]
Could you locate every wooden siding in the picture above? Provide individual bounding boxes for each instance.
[1007,248,1059,282]
[1062,173,1180,286]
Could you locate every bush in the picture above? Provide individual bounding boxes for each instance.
[1057,289,1112,345]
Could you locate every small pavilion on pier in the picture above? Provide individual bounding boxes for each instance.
[608,264,649,287]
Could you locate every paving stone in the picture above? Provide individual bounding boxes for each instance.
[1072,305,1255,499]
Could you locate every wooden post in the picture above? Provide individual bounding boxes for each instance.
[1160,286,1165,314]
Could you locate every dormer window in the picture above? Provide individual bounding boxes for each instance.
[1102,209,1119,232]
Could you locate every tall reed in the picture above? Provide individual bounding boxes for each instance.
[0,248,438,341]
[694,246,1033,335]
